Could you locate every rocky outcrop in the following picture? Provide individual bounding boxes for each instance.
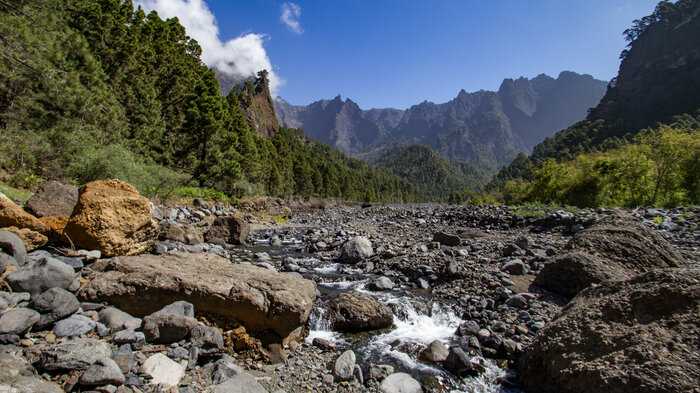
[520,268,700,393]
[62,179,158,257]
[533,213,685,297]
[23,181,78,217]
[327,291,393,332]
[77,252,317,342]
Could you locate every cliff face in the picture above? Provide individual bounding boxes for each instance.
[590,0,700,133]
[275,71,606,167]
[236,72,280,139]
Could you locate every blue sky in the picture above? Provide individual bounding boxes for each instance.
[136,0,661,110]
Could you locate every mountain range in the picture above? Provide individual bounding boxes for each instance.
[274,71,607,168]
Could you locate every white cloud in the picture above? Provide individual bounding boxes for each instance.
[134,0,283,94]
[280,2,303,35]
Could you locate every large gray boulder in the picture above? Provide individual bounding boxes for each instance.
[533,213,686,297]
[327,292,392,332]
[77,252,316,343]
[142,313,198,344]
[333,350,356,381]
[520,268,700,393]
[340,236,374,263]
[5,257,76,297]
[23,181,78,218]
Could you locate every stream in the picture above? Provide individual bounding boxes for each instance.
[241,229,522,392]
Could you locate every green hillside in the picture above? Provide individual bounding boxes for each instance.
[0,0,420,203]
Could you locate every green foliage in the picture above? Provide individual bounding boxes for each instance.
[505,127,699,207]
[172,186,232,203]
[66,144,190,196]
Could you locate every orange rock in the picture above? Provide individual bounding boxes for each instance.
[0,193,50,235]
[39,216,69,235]
[4,226,48,251]
[63,180,158,257]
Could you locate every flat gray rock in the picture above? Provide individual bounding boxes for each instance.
[0,351,63,393]
[0,308,40,334]
[40,338,111,371]
[152,300,195,318]
[98,307,142,333]
[53,314,96,337]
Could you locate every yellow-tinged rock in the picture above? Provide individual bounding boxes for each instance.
[63,179,157,257]
[4,227,48,251]
[39,216,69,235]
[0,193,50,235]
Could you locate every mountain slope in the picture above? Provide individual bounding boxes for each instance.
[372,144,489,201]
[274,72,606,168]
[491,0,700,189]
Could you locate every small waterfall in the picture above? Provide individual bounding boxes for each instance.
[306,306,344,345]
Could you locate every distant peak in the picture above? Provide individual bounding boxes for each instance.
[333,94,342,101]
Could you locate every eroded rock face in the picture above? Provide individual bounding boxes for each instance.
[77,252,317,342]
[327,291,393,332]
[24,181,78,218]
[533,213,686,297]
[62,179,158,257]
[520,268,700,393]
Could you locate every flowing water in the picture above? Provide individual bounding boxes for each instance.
[248,231,521,392]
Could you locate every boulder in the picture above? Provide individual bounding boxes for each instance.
[62,179,158,257]
[534,213,685,297]
[333,350,356,381]
[142,313,198,344]
[141,353,184,387]
[53,314,96,337]
[31,287,80,330]
[153,300,195,318]
[340,236,374,263]
[6,257,76,296]
[24,181,78,218]
[0,230,26,265]
[77,252,316,343]
[2,226,48,251]
[0,193,50,234]
[501,259,529,275]
[79,357,125,386]
[379,372,423,393]
[432,232,461,246]
[0,308,40,334]
[40,338,111,371]
[205,216,249,245]
[520,268,700,393]
[327,291,393,332]
[418,340,449,362]
[443,347,479,377]
[98,307,142,333]
[0,253,18,271]
[190,324,224,350]
[368,276,394,291]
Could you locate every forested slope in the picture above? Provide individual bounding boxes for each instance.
[0,0,420,202]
